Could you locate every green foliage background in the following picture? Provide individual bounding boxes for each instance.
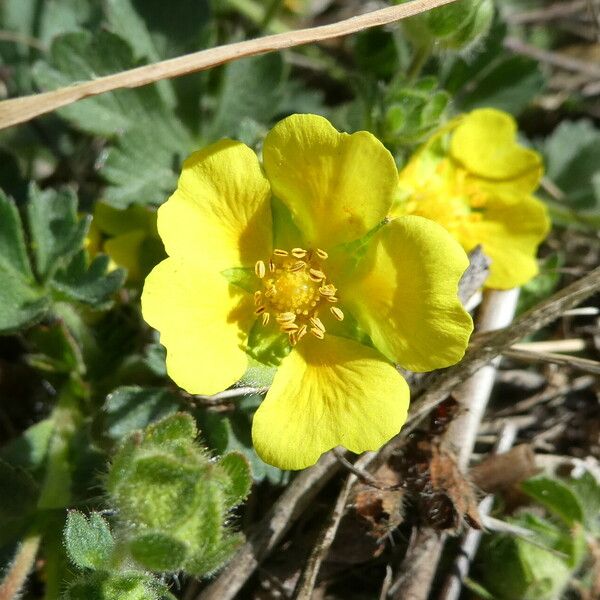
[1,0,599,598]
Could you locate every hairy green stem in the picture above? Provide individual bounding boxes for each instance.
[0,534,42,600]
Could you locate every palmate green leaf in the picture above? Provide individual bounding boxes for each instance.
[208,53,286,140]
[0,189,49,332]
[0,185,125,333]
[103,386,181,442]
[64,511,115,571]
[441,21,546,115]
[33,30,194,207]
[27,185,89,282]
[540,120,600,228]
[33,31,166,138]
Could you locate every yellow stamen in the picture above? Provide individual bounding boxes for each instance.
[310,327,325,339]
[255,260,266,279]
[330,306,344,321]
[309,316,325,333]
[309,269,325,282]
[254,247,343,344]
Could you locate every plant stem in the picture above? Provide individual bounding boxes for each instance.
[406,41,432,81]
[0,533,42,600]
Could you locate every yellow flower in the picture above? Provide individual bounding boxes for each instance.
[87,202,165,282]
[392,108,551,289]
[141,114,473,470]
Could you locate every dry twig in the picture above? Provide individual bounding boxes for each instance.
[0,0,459,130]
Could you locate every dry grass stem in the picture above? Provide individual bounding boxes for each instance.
[0,0,458,131]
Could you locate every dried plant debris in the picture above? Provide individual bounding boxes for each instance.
[393,398,482,532]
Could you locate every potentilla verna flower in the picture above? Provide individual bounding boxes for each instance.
[141,114,473,470]
[392,108,551,290]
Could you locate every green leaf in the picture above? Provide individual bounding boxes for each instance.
[51,252,126,308]
[104,386,181,442]
[27,184,89,282]
[0,189,49,333]
[540,120,600,227]
[218,452,252,507]
[208,54,286,140]
[33,31,194,207]
[129,532,188,572]
[522,476,585,526]
[0,459,38,518]
[442,21,546,115]
[566,471,600,534]
[0,418,54,474]
[33,31,166,138]
[64,511,115,571]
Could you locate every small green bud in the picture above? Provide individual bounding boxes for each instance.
[399,0,494,51]
[106,413,251,575]
[63,571,170,600]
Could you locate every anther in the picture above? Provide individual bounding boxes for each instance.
[281,322,299,333]
[255,260,266,279]
[309,269,325,282]
[291,248,307,258]
[290,261,306,272]
[310,327,325,339]
[254,291,263,306]
[262,312,270,326]
[309,316,326,333]
[330,306,344,321]
[316,248,328,260]
[297,324,307,340]
[255,306,266,315]
[319,284,336,296]
[276,312,296,323]
[269,260,275,273]
[273,249,288,256]
[327,296,339,303]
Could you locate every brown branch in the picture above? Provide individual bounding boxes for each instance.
[503,347,600,376]
[504,37,600,79]
[0,0,459,131]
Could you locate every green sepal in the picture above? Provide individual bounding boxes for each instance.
[64,511,115,571]
[218,452,252,507]
[221,267,257,294]
[245,319,291,367]
[129,532,188,572]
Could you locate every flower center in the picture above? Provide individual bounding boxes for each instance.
[254,247,344,346]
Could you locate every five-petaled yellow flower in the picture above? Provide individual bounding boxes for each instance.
[141,114,473,470]
[392,108,551,289]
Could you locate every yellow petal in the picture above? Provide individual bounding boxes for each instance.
[142,257,253,395]
[158,140,272,271]
[252,334,409,470]
[262,114,398,248]
[342,216,473,372]
[450,109,542,191]
[464,192,551,289]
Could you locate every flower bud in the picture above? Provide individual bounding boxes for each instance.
[399,0,494,51]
